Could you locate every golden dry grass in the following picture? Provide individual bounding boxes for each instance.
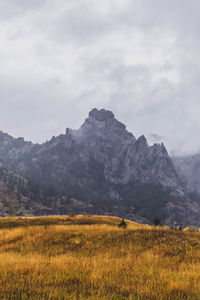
[0,215,199,299]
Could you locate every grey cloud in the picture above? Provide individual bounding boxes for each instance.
[0,0,48,20]
[0,0,200,156]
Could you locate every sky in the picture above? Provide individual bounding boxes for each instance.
[0,0,200,156]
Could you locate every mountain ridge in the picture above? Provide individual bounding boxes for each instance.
[0,108,199,225]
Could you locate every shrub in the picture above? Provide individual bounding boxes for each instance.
[153,217,162,226]
[118,218,127,229]
[69,212,76,218]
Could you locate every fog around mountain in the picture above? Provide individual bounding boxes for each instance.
[1,0,200,156]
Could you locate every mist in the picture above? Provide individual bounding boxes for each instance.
[0,0,200,156]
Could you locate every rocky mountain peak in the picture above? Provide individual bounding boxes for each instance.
[80,108,135,144]
[136,135,148,151]
[154,142,168,157]
[88,108,114,121]
[82,108,125,130]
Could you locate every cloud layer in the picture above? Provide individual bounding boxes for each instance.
[0,0,200,155]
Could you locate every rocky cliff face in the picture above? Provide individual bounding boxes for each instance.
[73,109,182,191]
[173,155,200,194]
[0,108,199,225]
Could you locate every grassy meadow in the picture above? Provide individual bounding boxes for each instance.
[0,215,200,299]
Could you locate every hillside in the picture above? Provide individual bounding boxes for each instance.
[0,164,28,216]
[0,109,200,225]
[0,163,60,217]
[0,215,200,299]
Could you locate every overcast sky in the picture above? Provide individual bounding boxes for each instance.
[0,0,200,156]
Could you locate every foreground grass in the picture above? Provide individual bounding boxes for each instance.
[0,216,200,299]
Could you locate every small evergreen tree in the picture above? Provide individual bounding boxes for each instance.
[153,217,162,226]
[118,218,127,228]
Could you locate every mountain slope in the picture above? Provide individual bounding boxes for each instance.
[0,163,28,216]
[173,155,200,193]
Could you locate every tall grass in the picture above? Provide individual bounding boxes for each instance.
[0,216,199,299]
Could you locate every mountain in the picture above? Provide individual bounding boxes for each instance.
[0,108,200,225]
[173,154,200,194]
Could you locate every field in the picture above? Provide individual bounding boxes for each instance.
[0,215,200,299]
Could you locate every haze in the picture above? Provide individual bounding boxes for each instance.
[0,0,199,156]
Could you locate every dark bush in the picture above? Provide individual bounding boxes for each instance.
[153,217,162,226]
[118,218,127,229]
[69,212,76,218]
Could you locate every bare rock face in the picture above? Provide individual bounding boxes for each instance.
[72,109,182,192]
[0,108,199,225]
[173,155,200,193]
